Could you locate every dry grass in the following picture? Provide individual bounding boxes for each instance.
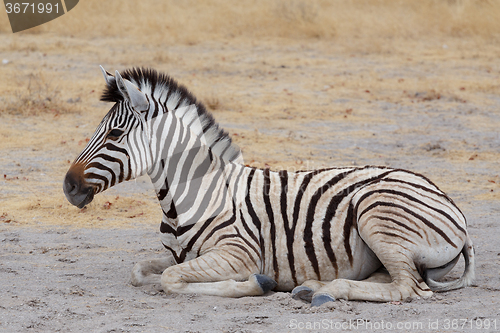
[1,0,499,42]
[0,72,77,116]
[204,95,221,111]
[1,1,499,228]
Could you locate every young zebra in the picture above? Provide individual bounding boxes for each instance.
[63,67,475,305]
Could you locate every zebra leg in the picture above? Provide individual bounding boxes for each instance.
[309,259,432,305]
[293,269,391,304]
[363,268,392,283]
[310,263,432,306]
[310,232,433,305]
[131,256,176,286]
[160,249,276,297]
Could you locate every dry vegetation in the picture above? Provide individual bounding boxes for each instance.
[2,0,500,42]
[1,71,77,115]
[0,0,499,227]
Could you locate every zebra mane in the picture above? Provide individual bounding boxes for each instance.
[100,67,242,163]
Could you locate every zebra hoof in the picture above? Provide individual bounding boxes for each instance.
[311,294,336,307]
[252,274,277,293]
[291,286,314,302]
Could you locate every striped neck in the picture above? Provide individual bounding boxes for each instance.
[147,111,238,230]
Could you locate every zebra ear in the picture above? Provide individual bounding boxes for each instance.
[114,70,149,112]
[99,65,115,86]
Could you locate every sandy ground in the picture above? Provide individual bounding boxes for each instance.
[1,30,500,332]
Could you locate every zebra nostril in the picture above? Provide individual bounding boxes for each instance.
[65,181,77,195]
[63,173,80,196]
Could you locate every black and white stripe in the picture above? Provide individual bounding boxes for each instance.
[64,67,474,303]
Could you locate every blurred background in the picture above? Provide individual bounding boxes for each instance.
[2,0,500,42]
[0,0,499,225]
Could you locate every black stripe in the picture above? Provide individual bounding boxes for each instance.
[176,221,197,237]
[218,252,239,273]
[295,167,334,173]
[229,165,245,206]
[343,203,355,266]
[380,178,446,200]
[162,243,181,264]
[189,147,213,187]
[173,94,183,111]
[225,248,252,272]
[86,162,116,187]
[178,157,226,224]
[200,212,236,251]
[175,171,230,238]
[85,172,109,191]
[103,143,130,159]
[239,211,259,250]
[76,124,107,163]
[150,111,172,182]
[372,215,423,238]
[278,170,297,285]
[289,169,327,282]
[99,144,129,183]
[166,118,186,177]
[304,169,357,279]
[151,89,159,119]
[363,187,466,235]
[177,215,217,263]
[156,160,169,201]
[137,122,150,168]
[214,233,238,245]
[234,226,261,264]
[172,145,202,208]
[166,200,177,219]
[129,120,145,172]
[157,110,177,171]
[373,231,417,245]
[125,146,132,181]
[157,186,168,202]
[164,87,175,110]
[160,221,176,234]
[95,153,125,182]
[225,242,259,269]
[263,168,279,281]
[380,172,468,224]
[219,140,231,159]
[358,202,457,248]
[245,168,265,272]
[319,169,395,267]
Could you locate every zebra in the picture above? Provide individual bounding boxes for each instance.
[63,67,475,306]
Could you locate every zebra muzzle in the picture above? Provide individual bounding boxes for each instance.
[63,165,96,208]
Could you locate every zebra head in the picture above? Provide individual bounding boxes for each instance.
[63,67,152,208]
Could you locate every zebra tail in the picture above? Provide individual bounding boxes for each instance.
[426,234,475,292]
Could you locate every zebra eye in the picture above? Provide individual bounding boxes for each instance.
[107,129,124,140]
